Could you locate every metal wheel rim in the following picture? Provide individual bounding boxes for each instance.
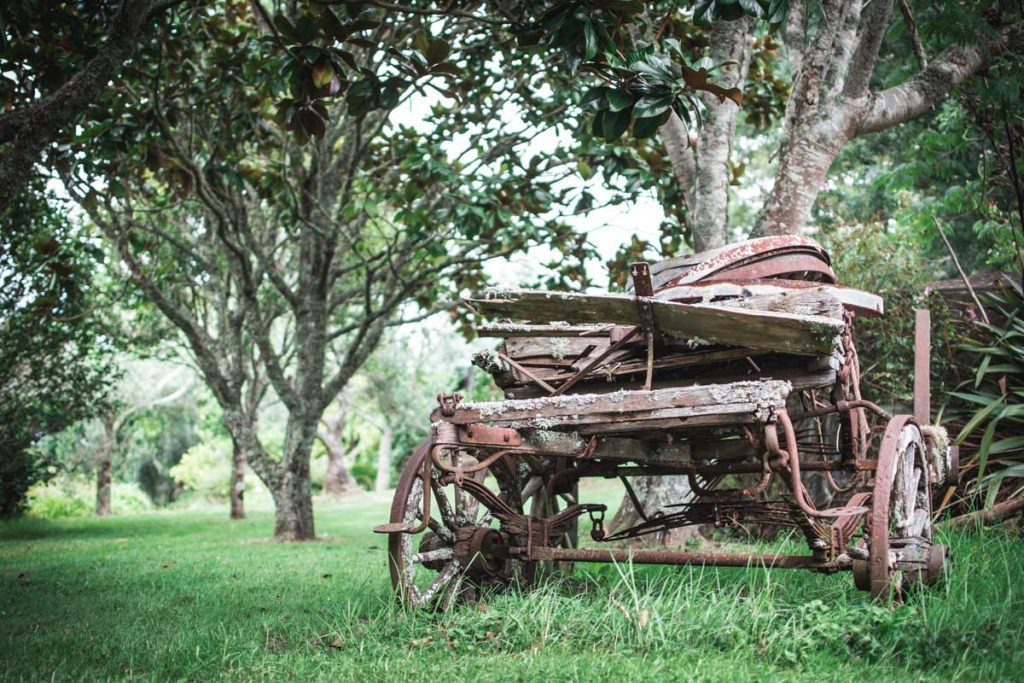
[869,416,931,599]
[387,441,524,609]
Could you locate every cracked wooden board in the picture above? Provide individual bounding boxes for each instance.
[467,289,844,356]
[432,380,792,429]
[656,282,883,318]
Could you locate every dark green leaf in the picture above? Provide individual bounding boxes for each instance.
[425,39,450,65]
[632,110,671,139]
[632,94,673,119]
[605,89,634,112]
[581,86,610,111]
[601,107,631,141]
[582,20,599,60]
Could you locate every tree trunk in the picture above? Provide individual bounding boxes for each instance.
[691,17,755,252]
[607,474,699,546]
[755,114,851,236]
[324,447,359,495]
[94,458,112,517]
[269,417,317,541]
[375,424,393,493]
[660,113,697,213]
[94,415,115,517]
[224,407,316,541]
[269,468,315,541]
[318,407,359,495]
[229,441,246,520]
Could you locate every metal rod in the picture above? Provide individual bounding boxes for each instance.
[775,412,867,518]
[791,399,890,422]
[526,546,817,569]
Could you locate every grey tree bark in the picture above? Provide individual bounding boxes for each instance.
[94,415,116,517]
[691,17,756,252]
[659,18,755,252]
[229,440,246,520]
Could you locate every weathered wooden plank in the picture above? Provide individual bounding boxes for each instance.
[500,367,836,399]
[504,336,612,360]
[511,432,756,465]
[491,347,760,386]
[467,289,843,356]
[575,410,761,435]
[656,282,883,317]
[476,322,614,337]
[432,380,791,427]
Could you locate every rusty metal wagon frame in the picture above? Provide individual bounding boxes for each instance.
[375,236,957,607]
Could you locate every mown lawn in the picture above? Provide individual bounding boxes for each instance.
[2,492,1023,682]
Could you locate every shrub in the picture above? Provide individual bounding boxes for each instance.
[821,223,958,409]
[170,438,232,499]
[169,437,270,505]
[943,280,1024,512]
[26,476,153,519]
[25,480,92,519]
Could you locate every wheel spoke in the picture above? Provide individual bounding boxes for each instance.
[412,547,455,564]
[418,561,459,605]
[521,475,543,504]
[425,516,455,543]
[430,476,458,530]
[391,447,569,609]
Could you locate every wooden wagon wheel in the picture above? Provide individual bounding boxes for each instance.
[855,416,939,598]
[386,442,575,608]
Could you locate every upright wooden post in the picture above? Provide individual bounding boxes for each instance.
[914,309,931,425]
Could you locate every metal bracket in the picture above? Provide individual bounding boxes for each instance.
[459,425,522,447]
[436,392,463,417]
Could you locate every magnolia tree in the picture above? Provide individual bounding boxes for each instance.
[57,1,597,540]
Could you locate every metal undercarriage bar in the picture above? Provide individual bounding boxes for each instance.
[524,545,818,569]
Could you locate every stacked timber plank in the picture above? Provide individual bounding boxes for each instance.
[466,236,883,402]
[432,381,792,437]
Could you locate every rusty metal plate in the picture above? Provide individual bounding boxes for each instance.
[458,425,523,447]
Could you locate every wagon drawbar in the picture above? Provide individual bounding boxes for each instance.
[374,236,956,607]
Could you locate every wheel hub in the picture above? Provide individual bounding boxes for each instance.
[459,526,510,576]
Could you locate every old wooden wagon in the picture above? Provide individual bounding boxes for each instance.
[374,236,955,607]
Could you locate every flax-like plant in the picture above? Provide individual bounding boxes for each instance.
[945,279,1024,511]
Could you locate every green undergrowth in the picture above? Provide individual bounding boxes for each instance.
[1,493,1022,682]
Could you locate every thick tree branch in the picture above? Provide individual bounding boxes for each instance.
[0,0,162,210]
[783,0,807,77]
[858,22,1024,135]
[843,0,895,97]
[659,116,696,215]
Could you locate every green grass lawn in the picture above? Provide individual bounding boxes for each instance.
[2,491,1023,682]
